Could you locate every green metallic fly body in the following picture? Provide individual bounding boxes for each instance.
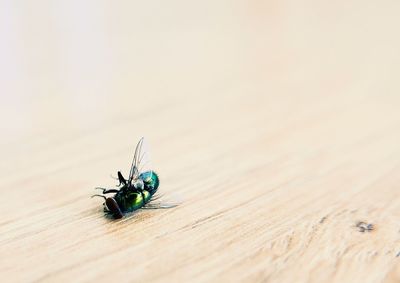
[92,138,169,219]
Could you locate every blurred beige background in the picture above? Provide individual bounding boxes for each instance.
[1,1,400,282]
[2,0,399,141]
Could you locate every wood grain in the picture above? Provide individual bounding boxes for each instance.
[1,1,400,282]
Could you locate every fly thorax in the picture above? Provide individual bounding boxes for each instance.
[133,179,144,191]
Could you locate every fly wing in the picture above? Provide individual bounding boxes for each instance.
[142,202,179,209]
[143,192,182,209]
[137,137,153,176]
[128,138,142,182]
[128,137,152,182]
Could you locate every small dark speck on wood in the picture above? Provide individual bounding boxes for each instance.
[396,251,400,258]
[356,221,374,233]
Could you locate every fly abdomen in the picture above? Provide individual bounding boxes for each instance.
[119,190,151,212]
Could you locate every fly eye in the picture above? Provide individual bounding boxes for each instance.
[145,177,152,183]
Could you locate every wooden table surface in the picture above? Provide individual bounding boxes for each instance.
[1,1,400,282]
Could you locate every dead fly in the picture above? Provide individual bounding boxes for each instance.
[92,138,176,219]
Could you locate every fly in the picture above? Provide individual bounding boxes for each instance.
[92,138,176,219]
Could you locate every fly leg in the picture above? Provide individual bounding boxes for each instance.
[91,194,121,217]
[95,187,119,194]
[117,171,127,186]
[110,172,127,186]
[91,194,106,199]
[91,194,108,209]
